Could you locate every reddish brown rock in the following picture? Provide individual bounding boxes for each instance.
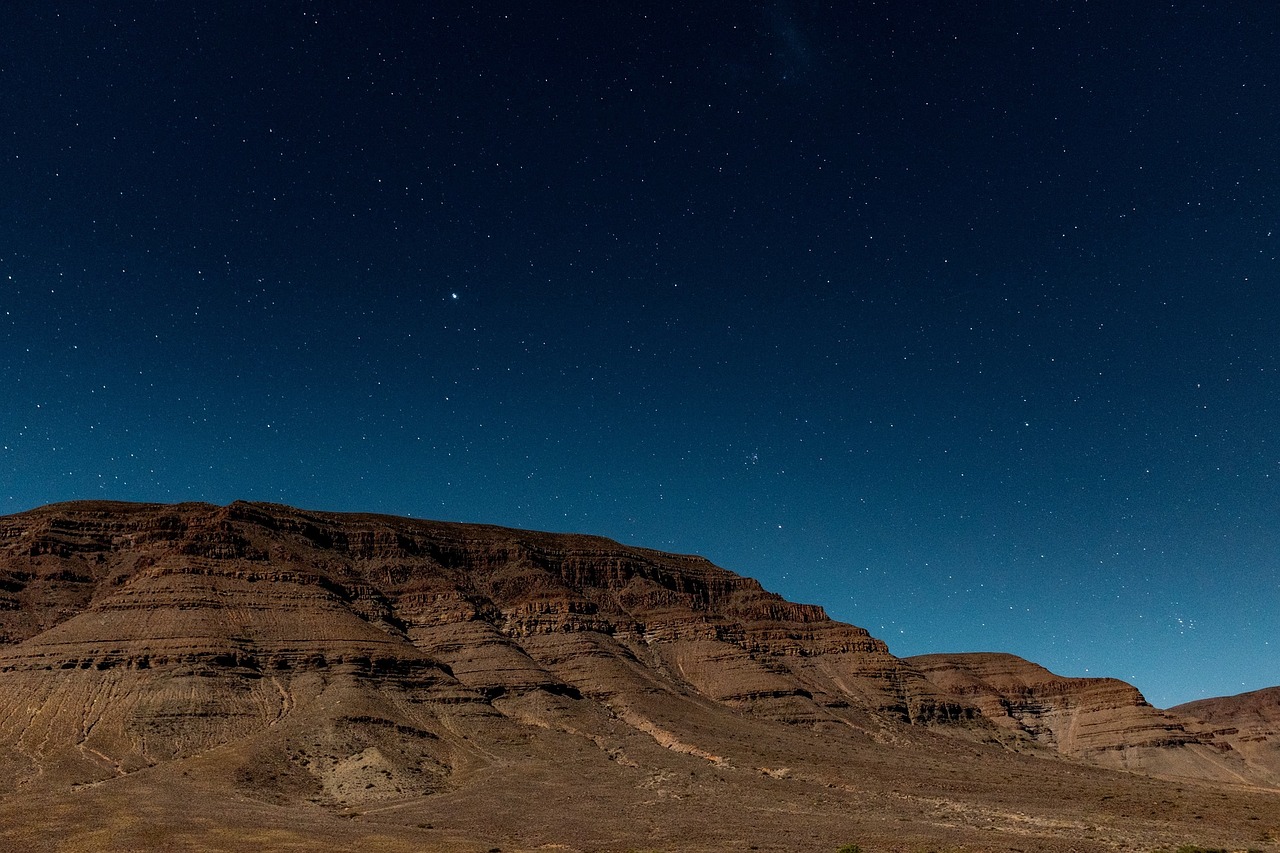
[0,500,969,722]
[1172,687,1280,786]
[0,500,970,795]
[0,501,1275,852]
[906,651,1273,784]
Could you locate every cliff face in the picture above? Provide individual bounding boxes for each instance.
[0,500,970,802]
[907,652,1269,785]
[1171,687,1280,787]
[1,502,1277,852]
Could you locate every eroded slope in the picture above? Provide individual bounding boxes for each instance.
[907,651,1269,784]
[0,501,1276,852]
[1172,687,1280,786]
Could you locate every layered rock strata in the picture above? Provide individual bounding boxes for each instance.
[907,652,1266,783]
[1,498,1274,820]
[0,500,971,801]
[1172,687,1280,786]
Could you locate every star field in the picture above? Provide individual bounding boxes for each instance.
[2,2,1278,706]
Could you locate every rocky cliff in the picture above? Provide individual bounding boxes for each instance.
[1172,687,1280,787]
[0,500,973,798]
[0,501,1276,852]
[907,652,1268,784]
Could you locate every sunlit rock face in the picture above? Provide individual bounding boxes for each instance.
[1171,686,1280,787]
[0,499,972,800]
[906,652,1272,783]
[0,500,1275,852]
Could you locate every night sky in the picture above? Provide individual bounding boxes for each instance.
[4,2,1278,707]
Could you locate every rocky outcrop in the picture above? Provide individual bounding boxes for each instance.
[0,500,978,801]
[1,502,1277,852]
[1171,687,1280,786]
[907,652,1271,784]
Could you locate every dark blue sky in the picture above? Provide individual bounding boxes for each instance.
[3,2,1277,706]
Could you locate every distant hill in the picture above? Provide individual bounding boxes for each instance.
[907,652,1278,785]
[1171,686,1280,787]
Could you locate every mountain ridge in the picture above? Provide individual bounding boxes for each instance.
[0,499,1276,852]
